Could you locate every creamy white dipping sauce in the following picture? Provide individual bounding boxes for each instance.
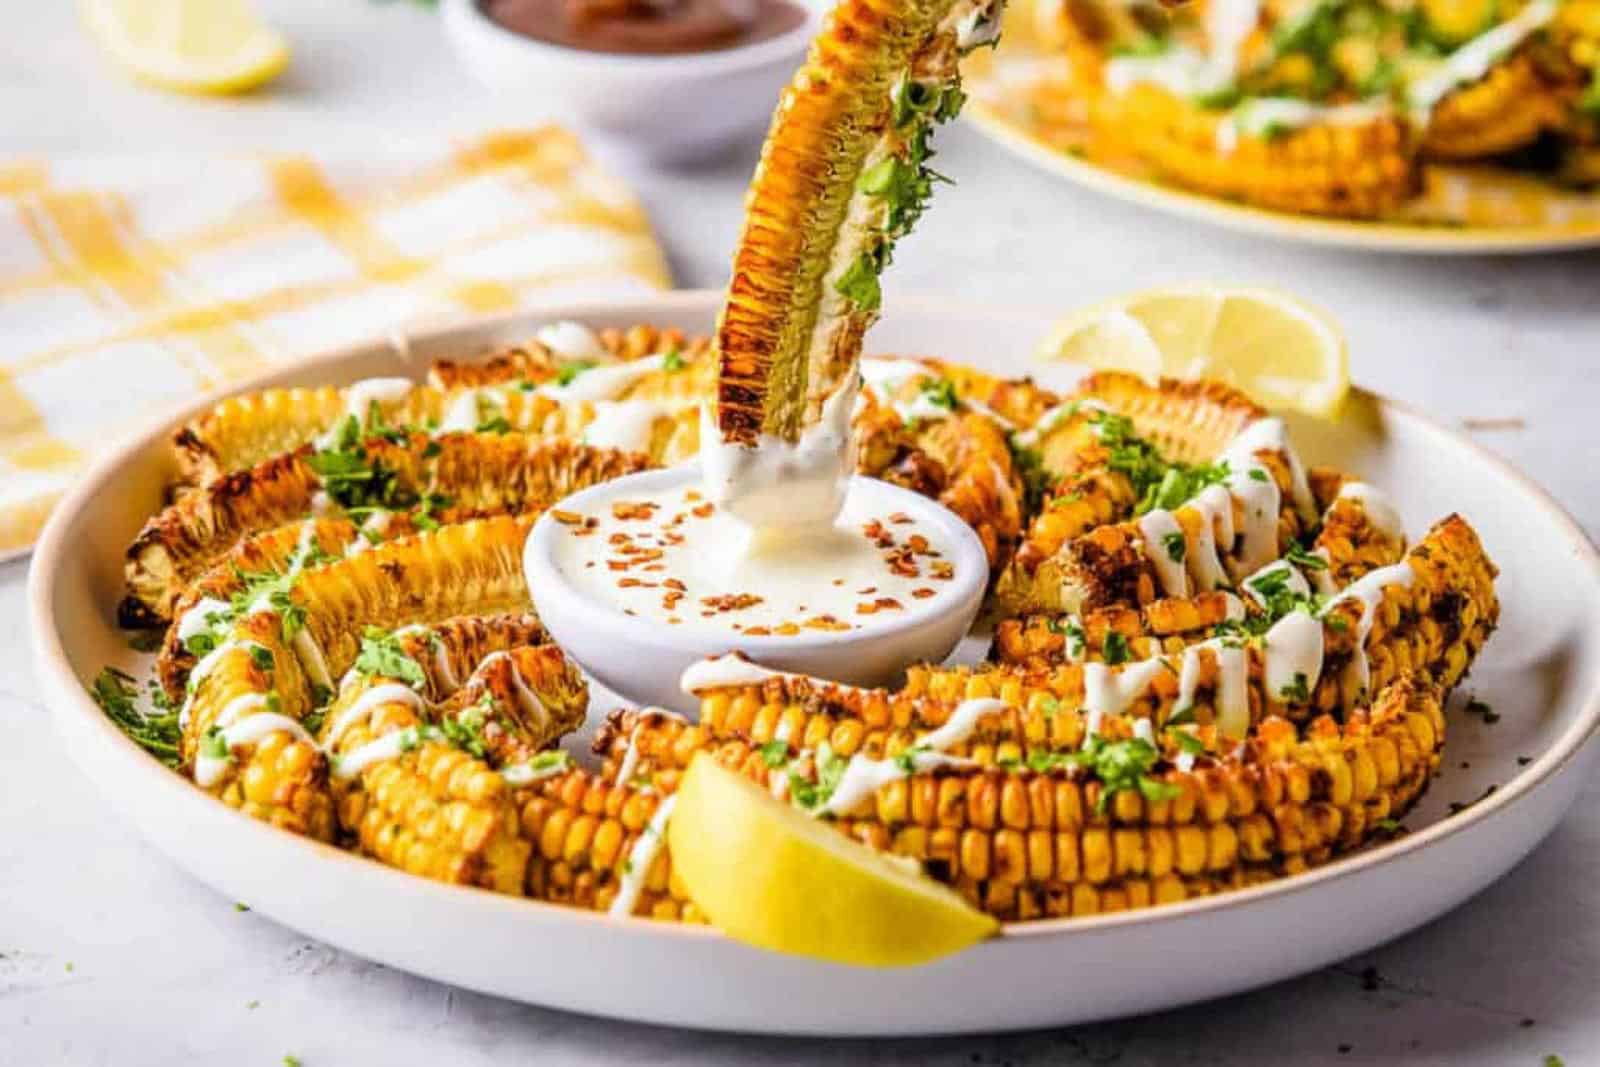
[550,475,963,637]
[1216,98,1391,154]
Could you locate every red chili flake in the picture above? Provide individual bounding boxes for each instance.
[663,578,687,591]
[643,564,665,572]
[606,560,630,571]
[856,601,879,615]
[618,578,657,589]
[744,625,772,636]
[832,578,845,586]
[873,597,904,611]
[774,622,800,636]
[931,561,955,580]
[691,503,715,519]
[889,512,913,525]
[583,517,599,530]
[911,587,936,599]
[856,586,877,595]
[701,593,764,612]
[908,534,932,555]
[612,501,658,521]
[551,509,583,525]
[608,533,630,545]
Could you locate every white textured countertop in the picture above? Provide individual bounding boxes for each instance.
[3,2,1597,1063]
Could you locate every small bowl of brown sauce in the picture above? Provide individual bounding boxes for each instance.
[442,0,816,162]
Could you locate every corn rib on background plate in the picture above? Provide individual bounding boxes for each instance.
[29,291,1600,1035]
[961,43,1600,255]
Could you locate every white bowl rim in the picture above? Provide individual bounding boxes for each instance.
[26,289,1600,949]
[523,463,989,657]
[441,0,820,74]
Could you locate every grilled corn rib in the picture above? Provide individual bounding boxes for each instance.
[714,0,1003,444]
[173,327,698,483]
[528,677,1444,921]
[177,517,535,836]
[121,436,651,627]
[1095,84,1419,220]
[322,644,586,892]
[428,326,715,393]
[1419,52,1569,161]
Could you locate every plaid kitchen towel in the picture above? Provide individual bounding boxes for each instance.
[0,127,672,558]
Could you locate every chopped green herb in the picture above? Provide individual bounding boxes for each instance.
[1374,818,1402,833]
[893,744,931,775]
[1285,541,1328,571]
[438,705,490,759]
[1103,631,1130,666]
[1248,468,1269,482]
[834,251,883,311]
[1465,698,1500,724]
[234,902,251,912]
[475,415,512,434]
[184,633,217,657]
[352,627,428,690]
[555,360,596,386]
[249,645,275,673]
[661,348,686,373]
[759,740,790,768]
[789,744,849,814]
[918,377,958,411]
[1163,531,1186,563]
[1279,671,1311,703]
[126,629,164,653]
[1168,728,1205,756]
[1028,735,1177,813]
[91,667,181,767]
[200,725,230,761]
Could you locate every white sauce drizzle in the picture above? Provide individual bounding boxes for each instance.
[608,794,677,917]
[680,654,865,697]
[1262,610,1324,702]
[1319,560,1416,698]
[175,597,231,645]
[1337,481,1404,544]
[536,354,667,405]
[821,750,975,815]
[331,729,414,781]
[581,399,666,454]
[1082,660,1167,743]
[1407,0,1558,125]
[613,708,687,786]
[535,320,607,361]
[1137,509,1190,598]
[323,683,428,748]
[1216,98,1391,153]
[316,377,414,447]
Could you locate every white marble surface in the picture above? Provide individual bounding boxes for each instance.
[3,1,1598,1063]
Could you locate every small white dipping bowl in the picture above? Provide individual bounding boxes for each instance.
[441,0,819,163]
[524,465,988,714]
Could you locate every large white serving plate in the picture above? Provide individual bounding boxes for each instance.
[29,290,1600,1036]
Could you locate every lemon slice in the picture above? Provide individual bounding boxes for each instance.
[667,755,997,967]
[83,0,289,95]
[1037,285,1350,418]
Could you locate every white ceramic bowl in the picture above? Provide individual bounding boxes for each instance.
[27,292,1600,1035]
[441,0,819,162]
[523,463,989,713]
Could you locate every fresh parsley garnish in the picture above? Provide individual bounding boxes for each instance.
[661,348,686,373]
[1162,531,1186,563]
[918,377,958,411]
[555,360,596,386]
[352,627,427,690]
[788,744,849,814]
[90,667,181,767]
[759,740,790,768]
[1103,631,1130,666]
[1025,735,1179,813]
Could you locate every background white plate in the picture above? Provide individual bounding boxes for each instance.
[29,291,1600,1035]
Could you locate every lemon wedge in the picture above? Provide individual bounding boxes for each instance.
[83,0,289,95]
[667,755,997,967]
[1037,285,1350,418]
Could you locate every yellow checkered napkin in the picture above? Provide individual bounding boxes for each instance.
[0,127,672,558]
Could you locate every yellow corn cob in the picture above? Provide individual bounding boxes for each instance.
[715,0,1002,443]
[678,516,1495,752]
[428,326,715,397]
[121,436,650,625]
[1420,52,1569,162]
[1097,83,1419,219]
[322,677,529,894]
[516,771,704,920]
[546,677,1444,922]
[175,329,699,483]
[1073,373,1265,466]
[178,518,535,829]
[900,412,1027,569]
